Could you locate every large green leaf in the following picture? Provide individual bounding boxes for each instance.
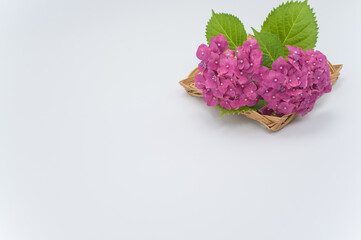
[261,1,318,51]
[206,10,247,50]
[252,28,284,69]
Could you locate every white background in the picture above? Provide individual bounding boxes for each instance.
[1,0,361,239]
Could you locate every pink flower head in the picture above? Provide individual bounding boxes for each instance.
[257,46,332,116]
[196,37,264,113]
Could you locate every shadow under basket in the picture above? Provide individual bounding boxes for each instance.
[179,62,342,131]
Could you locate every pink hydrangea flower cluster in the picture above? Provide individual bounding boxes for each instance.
[195,35,263,110]
[257,46,332,116]
[195,34,332,116]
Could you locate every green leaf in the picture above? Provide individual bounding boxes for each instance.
[206,10,247,50]
[218,100,268,119]
[252,28,284,69]
[249,99,268,110]
[261,1,318,51]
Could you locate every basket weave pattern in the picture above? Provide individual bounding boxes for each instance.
[179,63,342,131]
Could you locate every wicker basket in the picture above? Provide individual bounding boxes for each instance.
[179,63,342,131]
